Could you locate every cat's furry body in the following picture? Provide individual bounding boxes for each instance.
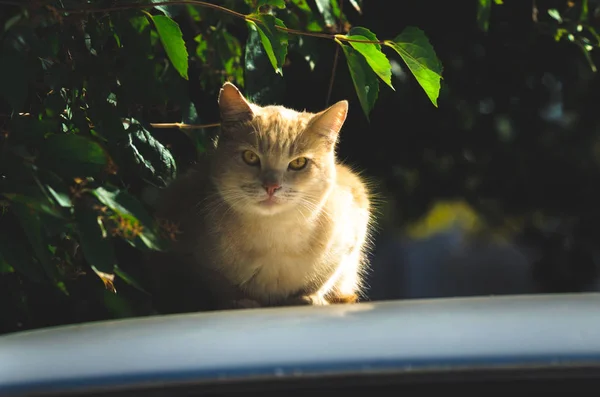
[148,83,373,312]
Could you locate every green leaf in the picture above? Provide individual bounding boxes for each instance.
[349,0,362,14]
[9,116,57,145]
[11,202,59,282]
[340,43,379,120]
[244,22,285,105]
[385,27,443,107]
[3,193,64,219]
[194,34,208,62]
[216,30,244,86]
[151,0,185,17]
[548,9,562,23]
[148,14,189,80]
[37,134,108,179]
[288,0,325,31]
[119,119,177,188]
[75,206,116,275]
[314,0,336,27]
[477,0,491,31]
[257,0,286,9]
[114,265,148,293]
[45,184,72,208]
[344,27,393,90]
[246,14,289,75]
[581,0,589,21]
[92,186,167,251]
[181,100,209,156]
[0,254,13,274]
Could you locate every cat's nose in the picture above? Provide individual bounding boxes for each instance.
[263,183,282,196]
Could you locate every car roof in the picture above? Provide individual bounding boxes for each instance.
[2,293,600,396]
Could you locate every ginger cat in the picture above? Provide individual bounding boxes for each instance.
[148,82,374,312]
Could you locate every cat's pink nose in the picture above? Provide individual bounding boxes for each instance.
[263,183,281,196]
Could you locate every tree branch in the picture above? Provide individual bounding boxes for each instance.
[0,0,385,44]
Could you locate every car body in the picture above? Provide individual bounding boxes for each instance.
[1,293,600,397]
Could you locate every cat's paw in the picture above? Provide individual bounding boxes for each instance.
[284,294,330,306]
[230,298,262,309]
[327,293,359,304]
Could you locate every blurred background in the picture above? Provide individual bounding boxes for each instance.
[2,0,600,334]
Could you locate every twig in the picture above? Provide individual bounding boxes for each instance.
[149,122,220,129]
[326,0,345,107]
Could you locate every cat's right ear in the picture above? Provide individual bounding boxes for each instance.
[218,82,254,123]
[309,100,349,142]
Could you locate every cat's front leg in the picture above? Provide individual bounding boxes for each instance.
[227,298,262,309]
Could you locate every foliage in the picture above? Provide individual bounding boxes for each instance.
[0,0,441,334]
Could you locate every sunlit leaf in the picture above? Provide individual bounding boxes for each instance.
[246,13,288,75]
[92,266,117,293]
[349,0,362,14]
[148,14,189,80]
[548,9,563,23]
[245,23,285,104]
[119,119,177,188]
[314,0,336,27]
[344,27,393,90]
[385,27,443,107]
[93,186,167,251]
[340,43,379,120]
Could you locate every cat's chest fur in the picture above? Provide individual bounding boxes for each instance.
[202,211,332,301]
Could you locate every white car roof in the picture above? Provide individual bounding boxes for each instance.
[2,293,600,396]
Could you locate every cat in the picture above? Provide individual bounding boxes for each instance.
[147,82,374,312]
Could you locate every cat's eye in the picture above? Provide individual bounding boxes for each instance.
[242,150,260,166]
[288,157,308,171]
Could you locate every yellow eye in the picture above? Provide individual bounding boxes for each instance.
[288,157,308,171]
[242,150,260,165]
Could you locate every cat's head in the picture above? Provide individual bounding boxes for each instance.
[211,82,348,216]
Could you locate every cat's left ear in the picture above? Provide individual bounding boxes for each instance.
[310,100,348,142]
[218,82,254,123]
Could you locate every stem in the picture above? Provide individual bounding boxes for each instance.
[326,45,340,107]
